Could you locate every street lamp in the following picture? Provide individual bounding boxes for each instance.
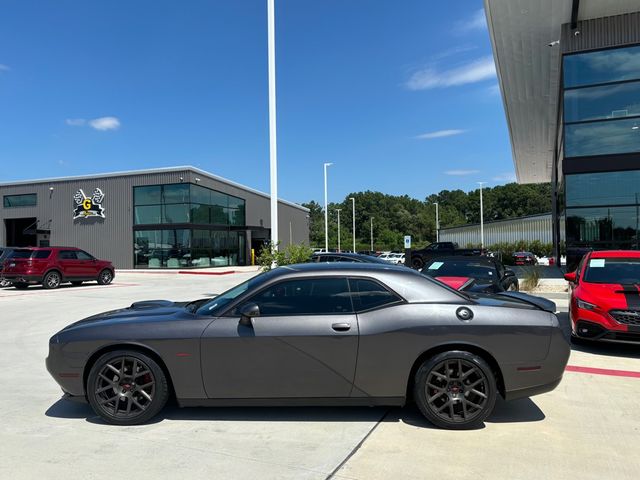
[323,162,333,252]
[350,197,356,252]
[335,209,341,252]
[267,0,278,249]
[477,182,486,249]
[370,217,374,252]
[434,202,439,242]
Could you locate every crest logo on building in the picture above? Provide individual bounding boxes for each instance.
[73,188,105,219]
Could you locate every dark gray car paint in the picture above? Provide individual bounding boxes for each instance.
[46,263,570,407]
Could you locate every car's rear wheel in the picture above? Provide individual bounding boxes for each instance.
[71,281,83,286]
[411,257,423,270]
[414,351,497,430]
[13,282,29,290]
[43,271,61,289]
[97,269,113,285]
[87,350,168,425]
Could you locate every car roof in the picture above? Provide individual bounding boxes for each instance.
[13,246,78,250]
[285,262,411,274]
[589,250,640,259]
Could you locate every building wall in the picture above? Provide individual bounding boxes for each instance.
[0,168,309,268]
[439,214,555,247]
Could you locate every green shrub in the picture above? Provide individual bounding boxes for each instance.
[257,242,313,272]
[489,241,554,265]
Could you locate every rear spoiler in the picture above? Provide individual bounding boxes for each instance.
[496,291,557,313]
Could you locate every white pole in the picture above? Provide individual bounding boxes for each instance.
[350,197,356,252]
[323,162,333,252]
[370,217,374,251]
[477,182,486,249]
[435,202,439,242]
[336,209,341,252]
[267,0,278,250]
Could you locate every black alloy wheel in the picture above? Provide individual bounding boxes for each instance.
[414,351,497,429]
[411,257,424,270]
[97,269,113,285]
[87,350,168,425]
[43,271,61,289]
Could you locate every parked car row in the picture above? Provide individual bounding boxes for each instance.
[0,246,114,289]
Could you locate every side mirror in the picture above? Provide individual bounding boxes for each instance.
[564,272,577,283]
[504,269,515,278]
[239,303,260,326]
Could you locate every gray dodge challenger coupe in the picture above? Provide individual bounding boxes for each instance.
[46,263,570,429]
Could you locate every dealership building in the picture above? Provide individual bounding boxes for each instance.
[0,166,309,269]
[485,0,640,269]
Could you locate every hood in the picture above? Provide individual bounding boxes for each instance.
[61,299,193,332]
[579,282,640,311]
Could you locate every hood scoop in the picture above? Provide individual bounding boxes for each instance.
[130,300,175,310]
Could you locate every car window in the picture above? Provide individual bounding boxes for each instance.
[349,278,402,312]
[237,278,353,316]
[76,251,94,260]
[58,250,78,260]
[34,250,51,259]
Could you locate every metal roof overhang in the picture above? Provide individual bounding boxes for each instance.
[484,0,640,184]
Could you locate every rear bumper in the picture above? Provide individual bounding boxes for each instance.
[2,274,42,283]
[504,376,563,401]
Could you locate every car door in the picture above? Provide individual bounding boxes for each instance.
[200,276,359,399]
[57,250,81,278]
[75,250,99,277]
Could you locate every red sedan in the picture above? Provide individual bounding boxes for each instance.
[565,250,640,343]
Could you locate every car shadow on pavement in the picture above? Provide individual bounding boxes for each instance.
[46,395,545,429]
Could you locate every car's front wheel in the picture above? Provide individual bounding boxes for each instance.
[414,351,497,429]
[411,257,424,270]
[87,350,169,425]
[97,269,113,285]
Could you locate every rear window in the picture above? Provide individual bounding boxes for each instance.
[9,249,51,259]
[583,257,640,284]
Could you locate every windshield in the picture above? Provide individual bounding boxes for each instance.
[195,270,275,316]
[422,259,496,280]
[583,257,640,284]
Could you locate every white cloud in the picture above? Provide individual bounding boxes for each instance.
[406,56,496,90]
[487,83,500,96]
[444,169,480,176]
[416,129,466,139]
[89,116,120,131]
[0,64,10,72]
[65,118,86,126]
[455,9,487,33]
[493,172,517,182]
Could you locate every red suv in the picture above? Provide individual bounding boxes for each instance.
[1,247,115,290]
[565,250,640,343]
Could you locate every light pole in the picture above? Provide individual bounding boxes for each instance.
[350,197,356,252]
[323,162,333,252]
[267,0,278,249]
[335,209,341,252]
[477,182,486,249]
[434,202,439,242]
[370,217,374,252]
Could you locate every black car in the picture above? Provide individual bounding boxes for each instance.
[421,256,519,293]
[0,247,15,287]
[47,263,569,430]
[311,252,390,264]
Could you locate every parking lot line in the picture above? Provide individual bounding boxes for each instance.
[566,364,640,379]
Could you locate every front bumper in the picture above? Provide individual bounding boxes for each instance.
[574,319,640,343]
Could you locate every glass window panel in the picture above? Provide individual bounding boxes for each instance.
[163,204,190,223]
[228,231,239,266]
[191,230,212,267]
[212,230,229,266]
[134,230,162,268]
[191,204,210,224]
[564,45,640,88]
[228,206,245,226]
[566,206,640,249]
[163,229,191,267]
[566,171,640,207]
[239,278,353,315]
[565,117,640,157]
[211,191,228,207]
[134,205,161,225]
[162,183,190,204]
[228,196,245,209]
[564,81,640,123]
[3,193,37,207]
[190,184,211,205]
[211,205,228,224]
[134,186,161,206]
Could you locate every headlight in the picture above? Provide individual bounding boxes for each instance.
[577,299,597,310]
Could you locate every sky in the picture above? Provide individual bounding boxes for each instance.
[0,0,515,205]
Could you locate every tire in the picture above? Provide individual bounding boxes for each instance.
[87,350,169,426]
[97,269,113,285]
[43,271,62,289]
[414,351,497,430]
[71,281,83,286]
[507,282,519,292]
[13,282,29,290]
[411,257,424,270]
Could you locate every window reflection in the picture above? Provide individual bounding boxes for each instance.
[566,207,640,249]
[564,81,640,123]
[564,45,640,88]
[565,117,640,157]
[566,171,640,207]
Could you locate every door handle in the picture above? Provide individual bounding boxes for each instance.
[332,323,351,332]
